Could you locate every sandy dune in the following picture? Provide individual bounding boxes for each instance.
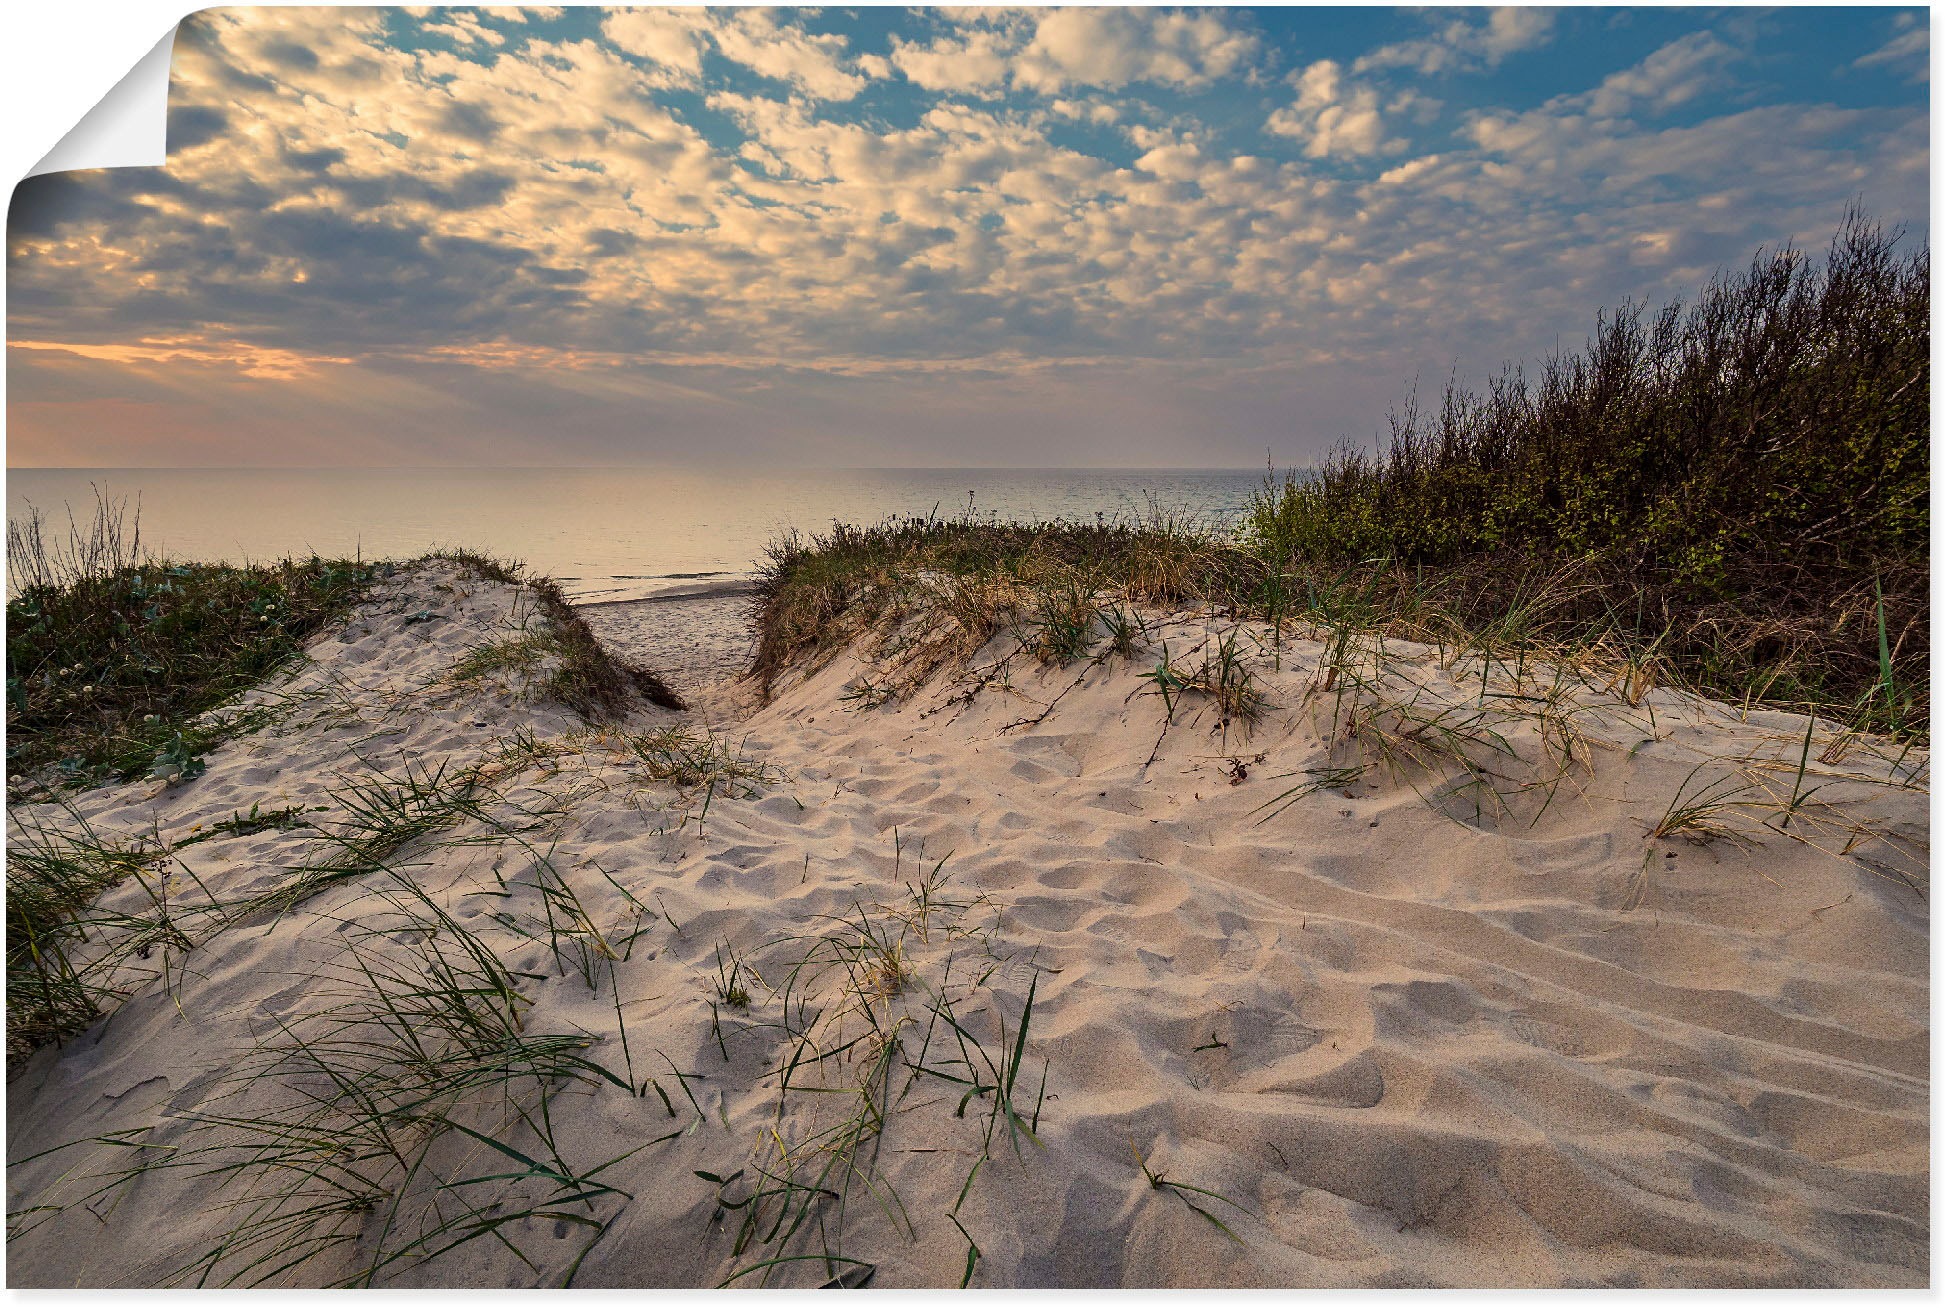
[6,561,1928,1287]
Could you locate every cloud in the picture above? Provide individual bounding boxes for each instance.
[5,7,1928,468]
[1012,8,1259,93]
[1355,7,1557,76]
[10,334,353,380]
[1573,31,1740,118]
[708,10,868,101]
[1266,61,1397,158]
[1049,97,1120,126]
[603,7,868,99]
[599,8,712,82]
[879,9,1258,97]
[1479,7,1558,61]
[1854,16,1928,82]
[1457,27,1747,183]
[419,11,506,48]
[886,26,1014,94]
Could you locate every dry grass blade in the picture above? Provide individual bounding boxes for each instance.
[13,870,663,1287]
[1649,763,1761,847]
[680,853,1044,1288]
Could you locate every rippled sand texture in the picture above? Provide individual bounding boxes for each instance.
[6,562,1927,1287]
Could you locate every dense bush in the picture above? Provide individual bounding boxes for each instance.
[1252,209,1926,577]
[1254,208,1925,566]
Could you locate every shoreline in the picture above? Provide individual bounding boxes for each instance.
[568,578,758,607]
[574,586,757,704]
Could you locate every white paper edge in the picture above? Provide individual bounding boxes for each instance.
[27,25,178,178]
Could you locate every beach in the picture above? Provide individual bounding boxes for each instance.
[4,558,1927,1287]
[576,585,757,703]
[6,3,1927,1287]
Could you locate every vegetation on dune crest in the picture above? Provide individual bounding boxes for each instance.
[5,506,682,796]
[1249,207,1926,578]
[522,572,686,716]
[754,208,1926,737]
[6,495,387,791]
[1247,207,1926,735]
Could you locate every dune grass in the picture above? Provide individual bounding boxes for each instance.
[752,210,1926,741]
[522,572,686,716]
[10,868,663,1287]
[10,824,1058,1288]
[693,846,1050,1288]
[5,506,687,1073]
[1248,207,1927,736]
[4,802,182,1061]
[1248,208,1926,581]
[751,513,1924,742]
[432,548,684,715]
[6,493,386,792]
[5,504,683,799]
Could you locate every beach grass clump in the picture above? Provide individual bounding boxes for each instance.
[435,552,685,717]
[6,512,683,797]
[712,941,754,1010]
[13,871,660,1286]
[8,763,486,1065]
[422,546,525,586]
[170,803,318,851]
[698,870,1047,1288]
[6,493,386,793]
[526,575,685,716]
[246,760,490,918]
[5,805,160,1060]
[448,633,551,684]
[1141,630,1268,733]
[5,797,245,1065]
[1131,1138,1253,1246]
[619,725,781,796]
[1648,764,1762,847]
[1021,575,1102,666]
[750,510,1235,699]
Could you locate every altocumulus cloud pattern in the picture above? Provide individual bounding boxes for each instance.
[5,6,1929,467]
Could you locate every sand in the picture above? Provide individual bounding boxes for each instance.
[576,589,756,703]
[5,561,1928,1287]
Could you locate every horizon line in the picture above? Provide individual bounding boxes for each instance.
[8,463,1306,474]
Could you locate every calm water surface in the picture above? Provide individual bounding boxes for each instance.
[8,468,1265,600]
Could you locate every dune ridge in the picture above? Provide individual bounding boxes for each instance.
[5,560,1927,1287]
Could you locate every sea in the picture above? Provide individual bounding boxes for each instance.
[7,467,1269,603]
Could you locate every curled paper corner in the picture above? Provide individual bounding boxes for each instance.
[27,25,179,178]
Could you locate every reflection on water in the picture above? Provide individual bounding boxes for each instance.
[8,467,1267,599]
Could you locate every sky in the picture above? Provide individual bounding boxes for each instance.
[5,4,1931,469]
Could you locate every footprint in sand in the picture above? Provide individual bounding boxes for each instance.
[1097,863,1183,909]
[1212,913,1268,975]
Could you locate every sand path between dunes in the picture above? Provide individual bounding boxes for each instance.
[6,562,1927,1287]
[576,590,754,703]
